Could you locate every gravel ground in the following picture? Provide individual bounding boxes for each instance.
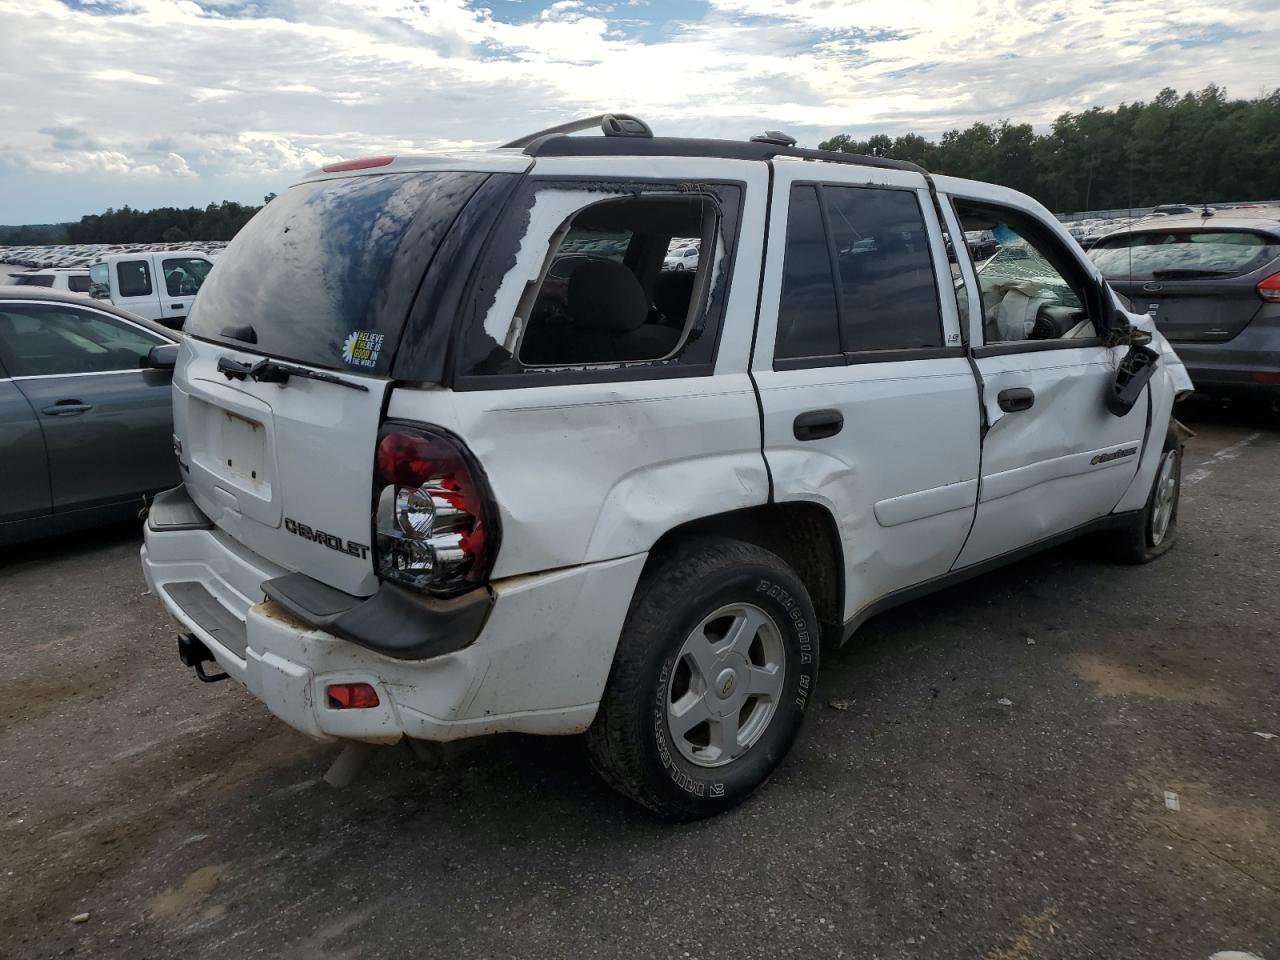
[1,402,1277,960]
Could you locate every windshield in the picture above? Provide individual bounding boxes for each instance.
[187,170,487,374]
[1090,230,1280,281]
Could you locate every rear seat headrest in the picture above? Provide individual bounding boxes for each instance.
[568,260,648,333]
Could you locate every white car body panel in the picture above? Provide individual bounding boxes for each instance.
[752,161,981,620]
[174,338,387,596]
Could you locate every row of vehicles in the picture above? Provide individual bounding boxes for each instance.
[9,250,215,327]
[3,118,1277,820]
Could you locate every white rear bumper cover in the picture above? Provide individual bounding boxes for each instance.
[142,524,646,743]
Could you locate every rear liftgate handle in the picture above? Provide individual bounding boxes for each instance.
[997,387,1035,413]
[793,409,844,441]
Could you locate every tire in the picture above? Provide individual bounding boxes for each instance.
[586,537,819,820]
[1112,429,1182,563]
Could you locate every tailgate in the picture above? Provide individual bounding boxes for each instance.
[175,338,387,596]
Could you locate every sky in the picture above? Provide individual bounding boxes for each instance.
[0,0,1276,224]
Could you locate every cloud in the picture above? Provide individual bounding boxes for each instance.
[0,0,1275,221]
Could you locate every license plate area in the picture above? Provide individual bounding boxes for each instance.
[217,410,269,495]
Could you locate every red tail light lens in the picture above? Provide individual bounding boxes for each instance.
[1258,273,1280,303]
[372,423,500,597]
[327,683,380,709]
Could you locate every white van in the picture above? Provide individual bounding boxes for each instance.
[141,116,1192,819]
[89,251,214,328]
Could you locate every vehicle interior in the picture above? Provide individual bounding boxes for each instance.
[955,201,1095,343]
[0,307,158,376]
[517,193,718,366]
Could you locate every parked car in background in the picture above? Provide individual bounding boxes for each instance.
[965,230,999,260]
[663,245,699,272]
[1090,214,1280,416]
[141,119,1191,819]
[89,251,214,329]
[7,268,92,293]
[0,288,180,546]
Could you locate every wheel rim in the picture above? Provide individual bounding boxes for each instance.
[1150,448,1179,546]
[665,602,786,769]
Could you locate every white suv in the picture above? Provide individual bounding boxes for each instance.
[141,116,1192,819]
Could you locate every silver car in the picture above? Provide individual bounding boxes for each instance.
[0,288,180,545]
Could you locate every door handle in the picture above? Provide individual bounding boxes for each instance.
[41,400,94,416]
[793,409,844,441]
[997,387,1035,413]
[170,303,182,309]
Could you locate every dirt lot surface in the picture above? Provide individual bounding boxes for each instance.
[2,403,1277,960]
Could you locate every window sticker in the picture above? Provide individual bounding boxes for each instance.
[342,330,384,368]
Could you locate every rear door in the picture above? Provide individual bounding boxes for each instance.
[0,302,177,511]
[752,162,981,621]
[1092,228,1280,343]
[175,168,496,597]
[109,257,163,322]
[156,255,213,326]
[941,185,1148,567]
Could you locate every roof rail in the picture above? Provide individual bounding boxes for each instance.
[503,113,653,149]
[522,134,927,175]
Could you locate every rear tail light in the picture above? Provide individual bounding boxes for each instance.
[372,422,500,597]
[327,683,379,709]
[1258,273,1280,303]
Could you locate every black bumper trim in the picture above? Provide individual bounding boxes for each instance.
[147,485,214,532]
[163,581,248,659]
[262,572,493,661]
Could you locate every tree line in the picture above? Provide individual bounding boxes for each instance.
[0,195,276,246]
[819,86,1280,213]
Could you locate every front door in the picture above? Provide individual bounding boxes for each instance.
[752,163,982,622]
[0,302,177,512]
[940,188,1148,567]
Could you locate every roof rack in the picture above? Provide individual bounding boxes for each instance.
[504,113,925,174]
[503,113,653,149]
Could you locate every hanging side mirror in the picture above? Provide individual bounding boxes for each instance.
[1106,344,1159,417]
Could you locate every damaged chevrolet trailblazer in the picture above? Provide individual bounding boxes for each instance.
[142,115,1193,819]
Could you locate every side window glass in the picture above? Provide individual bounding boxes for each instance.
[0,305,161,377]
[117,260,152,298]
[775,185,840,361]
[954,201,1093,343]
[823,186,943,351]
[515,194,718,367]
[162,257,211,297]
[68,275,91,293]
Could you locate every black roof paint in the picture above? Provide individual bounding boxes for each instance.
[522,134,927,176]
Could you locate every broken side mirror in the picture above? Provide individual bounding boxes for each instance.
[1106,344,1159,417]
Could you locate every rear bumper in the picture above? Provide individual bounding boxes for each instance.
[142,501,646,743]
[1173,329,1280,395]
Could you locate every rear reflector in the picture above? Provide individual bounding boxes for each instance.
[1250,372,1280,385]
[322,156,395,173]
[1258,273,1280,303]
[326,683,380,709]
